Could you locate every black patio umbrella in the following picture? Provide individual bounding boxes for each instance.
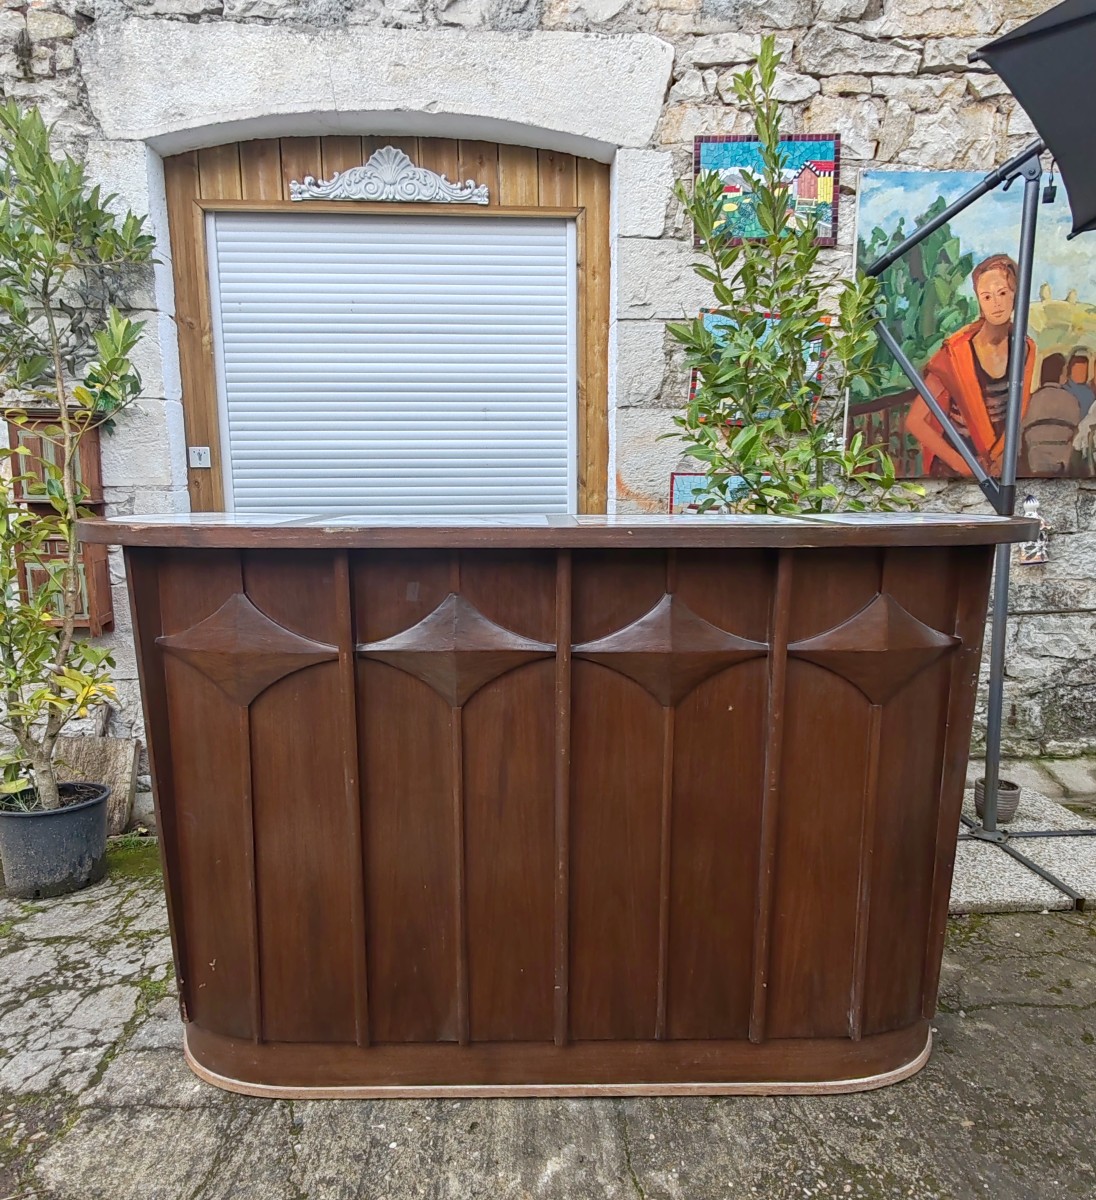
[974,0,1096,236]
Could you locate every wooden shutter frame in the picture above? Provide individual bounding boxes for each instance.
[163,140,611,515]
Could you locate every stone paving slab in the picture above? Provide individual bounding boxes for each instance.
[950,789,1096,913]
[966,757,1065,799]
[5,840,1096,1199]
[1041,756,1096,798]
[950,839,1073,914]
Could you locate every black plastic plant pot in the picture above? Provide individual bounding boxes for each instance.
[0,783,111,899]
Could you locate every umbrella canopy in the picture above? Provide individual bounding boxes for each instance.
[974,0,1096,236]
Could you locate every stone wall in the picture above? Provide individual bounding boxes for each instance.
[0,0,1091,757]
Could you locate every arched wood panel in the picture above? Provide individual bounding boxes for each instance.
[163,137,611,514]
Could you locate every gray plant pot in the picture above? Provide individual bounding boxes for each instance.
[0,783,110,898]
[974,777,1022,825]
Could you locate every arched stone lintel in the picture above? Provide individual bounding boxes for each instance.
[79,20,675,162]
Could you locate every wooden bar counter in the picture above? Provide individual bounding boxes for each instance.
[79,512,1035,1097]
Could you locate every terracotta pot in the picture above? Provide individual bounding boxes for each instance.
[974,778,1021,824]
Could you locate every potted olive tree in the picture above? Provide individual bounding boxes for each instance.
[670,37,923,514]
[0,103,153,897]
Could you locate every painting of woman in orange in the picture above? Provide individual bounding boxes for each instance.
[904,254,1035,476]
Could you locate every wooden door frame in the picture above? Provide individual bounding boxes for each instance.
[163,141,610,514]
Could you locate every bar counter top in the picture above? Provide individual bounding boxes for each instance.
[78,511,1038,550]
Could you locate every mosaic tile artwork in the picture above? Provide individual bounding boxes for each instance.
[693,134,840,246]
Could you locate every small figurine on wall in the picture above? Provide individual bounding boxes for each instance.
[1017,494,1050,565]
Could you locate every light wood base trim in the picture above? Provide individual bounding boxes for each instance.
[183,1025,931,1099]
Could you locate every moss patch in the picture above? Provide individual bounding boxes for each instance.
[105,837,161,882]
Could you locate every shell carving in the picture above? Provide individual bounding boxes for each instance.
[290,146,490,205]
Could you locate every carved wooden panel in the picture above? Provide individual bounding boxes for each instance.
[357,591,555,707]
[572,593,768,707]
[788,591,959,705]
[156,591,337,706]
[130,539,997,1092]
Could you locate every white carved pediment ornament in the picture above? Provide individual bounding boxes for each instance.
[290,146,490,205]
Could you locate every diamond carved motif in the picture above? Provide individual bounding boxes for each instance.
[788,592,959,705]
[156,592,338,707]
[357,592,555,707]
[572,594,768,707]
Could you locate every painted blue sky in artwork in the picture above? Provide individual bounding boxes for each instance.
[698,138,837,177]
[856,170,1084,300]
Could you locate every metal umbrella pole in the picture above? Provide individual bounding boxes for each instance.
[864,141,1092,908]
[974,151,1043,840]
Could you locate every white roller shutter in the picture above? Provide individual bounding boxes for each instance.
[206,211,577,516]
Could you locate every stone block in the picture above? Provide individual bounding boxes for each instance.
[615,407,682,513]
[614,149,675,238]
[26,10,75,39]
[1042,757,1096,798]
[569,0,631,20]
[922,36,986,72]
[894,104,1000,169]
[1005,102,1037,138]
[816,0,872,17]
[700,0,811,28]
[804,94,883,160]
[437,0,493,26]
[54,736,139,835]
[616,236,712,320]
[144,0,223,13]
[684,32,793,70]
[770,68,821,103]
[868,0,1004,39]
[798,25,922,76]
[99,400,183,489]
[80,20,674,155]
[615,319,670,408]
[821,74,873,96]
[657,103,757,147]
[965,71,1010,101]
[871,74,967,111]
[669,69,707,103]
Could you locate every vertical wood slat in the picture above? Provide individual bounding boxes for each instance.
[232,553,263,1042]
[321,136,365,180]
[538,150,578,206]
[577,159,611,514]
[163,153,224,512]
[334,550,370,1046]
[655,706,675,1040]
[239,140,284,202]
[553,549,572,1047]
[849,704,883,1040]
[362,136,420,164]
[459,141,500,205]
[451,704,469,1046]
[920,550,996,1018]
[124,549,191,1020]
[197,144,242,200]
[449,551,470,1046]
[655,548,678,1040]
[418,138,460,183]
[242,700,263,1042]
[278,138,323,201]
[497,145,539,206]
[749,549,794,1044]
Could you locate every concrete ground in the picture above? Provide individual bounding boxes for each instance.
[3,839,1096,1200]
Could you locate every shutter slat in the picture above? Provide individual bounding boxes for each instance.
[209,212,576,516]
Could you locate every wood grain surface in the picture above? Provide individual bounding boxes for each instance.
[126,536,1004,1093]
